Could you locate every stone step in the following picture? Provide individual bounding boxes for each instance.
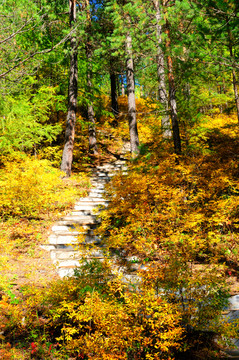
[77,198,108,203]
[88,193,105,198]
[54,259,81,267]
[73,204,107,210]
[51,248,105,262]
[58,267,75,278]
[92,176,110,182]
[57,216,100,225]
[65,211,98,218]
[88,189,105,195]
[90,178,106,183]
[76,197,105,201]
[69,211,101,218]
[89,187,105,192]
[51,249,80,261]
[88,195,105,200]
[51,226,95,236]
[53,222,97,230]
[51,229,81,236]
[229,295,239,310]
[49,233,100,245]
[74,204,105,211]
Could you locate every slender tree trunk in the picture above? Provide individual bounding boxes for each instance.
[121,72,125,96]
[227,22,239,122]
[61,0,78,177]
[153,0,171,138]
[110,68,119,117]
[165,18,181,155]
[87,100,98,155]
[85,0,98,155]
[125,30,139,155]
[86,51,98,155]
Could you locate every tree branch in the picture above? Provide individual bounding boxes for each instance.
[0,25,78,79]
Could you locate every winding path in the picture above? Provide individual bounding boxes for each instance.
[46,146,239,359]
[48,156,128,278]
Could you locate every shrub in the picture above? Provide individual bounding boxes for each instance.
[0,157,88,219]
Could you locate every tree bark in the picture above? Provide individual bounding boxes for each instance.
[61,0,78,177]
[227,21,239,122]
[165,18,181,155]
[85,0,98,155]
[110,71,119,127]
[121,72,125,96]
[153,0,171,138]
[87,61,98,155]
[125,30,139,155]
[87,101,98,155]
[110,68,119,118]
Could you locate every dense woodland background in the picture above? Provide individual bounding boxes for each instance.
[0,0,239,359]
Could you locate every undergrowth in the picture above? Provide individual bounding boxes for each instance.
[0,97,239,359]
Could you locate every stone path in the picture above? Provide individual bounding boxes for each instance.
[47,157,128,278]
[46,144,239,358]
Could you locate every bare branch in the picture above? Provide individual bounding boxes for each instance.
[1,16,37,45]
[0,25,78,79]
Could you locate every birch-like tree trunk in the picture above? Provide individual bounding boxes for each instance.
[85,0,98,155]
[125,30,139,155]
[165,18,181,155]
[61,0,78,176]
[153,0,171,138]
[86,60,98,155]
[121,72,125,96]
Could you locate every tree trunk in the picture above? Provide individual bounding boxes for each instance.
[227,21,239,122]
[61,0,78,177]
[86,58,98,155]
[125,30,139,155]
[165,18,181,155]
[153,0,171,138]
[88,101,98,155]
[110,71,119,117]
[85,0,98,155]
[121,72,125,96]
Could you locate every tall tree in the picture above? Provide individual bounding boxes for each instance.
[152,0,171,138]
[110,58,119,118]
[61,0,78,176]
[85,0,98,155]
[226,17,239,122]
[125,24,140,154]
[165,15,181,154]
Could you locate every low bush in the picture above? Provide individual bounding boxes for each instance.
[0,157,89,219]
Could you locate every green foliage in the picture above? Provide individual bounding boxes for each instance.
[0,84,62,154]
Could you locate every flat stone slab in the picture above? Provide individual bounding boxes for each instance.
[52,224,77,232]
[51,227,95,237]
[58,268,75,278]
[51,248,104,261]
[55,259,81,268]
[49,233,100,245]
[74,204,103,211]
[77,197,108,203]
[88,192,105,198]
[57,217,100,225]
[229,295,239,310]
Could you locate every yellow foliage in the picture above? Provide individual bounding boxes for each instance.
[0,157,89,219]
[10,263,183,360]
